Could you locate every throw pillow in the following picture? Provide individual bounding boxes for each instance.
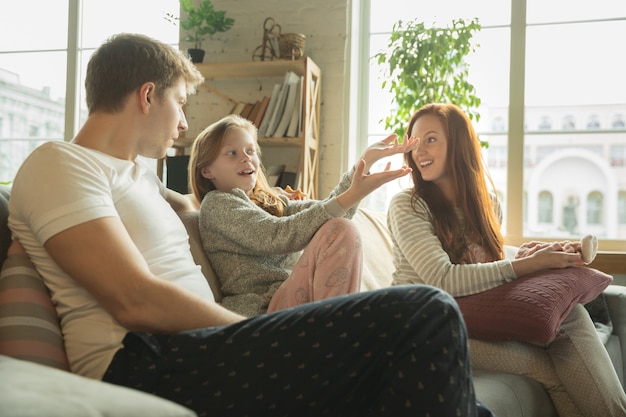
[0,254,70,371]
[455,266,613,344]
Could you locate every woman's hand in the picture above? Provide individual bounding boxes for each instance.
[511,242,583,278]
[516,240,582,259]
[361,134,419,174]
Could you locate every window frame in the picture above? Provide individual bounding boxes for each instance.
[353,0,626,252]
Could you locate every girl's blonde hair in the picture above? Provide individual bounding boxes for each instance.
[188,114,286,216]
[404,103,504,263]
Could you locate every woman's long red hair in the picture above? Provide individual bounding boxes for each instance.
[404,103,504,263]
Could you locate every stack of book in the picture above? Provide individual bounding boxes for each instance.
[230,71,304,139]
[229,97,270,130]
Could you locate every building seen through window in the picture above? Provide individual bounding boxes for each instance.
[363,0,626,245]
[0,0,179,183]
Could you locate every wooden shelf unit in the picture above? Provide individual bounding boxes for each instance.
[192,57,321,199]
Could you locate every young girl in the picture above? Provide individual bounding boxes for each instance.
[189,114,416,317]
[388,103,625,417]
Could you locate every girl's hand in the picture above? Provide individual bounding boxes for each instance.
[336,159,412,211]
[361,134,419,173]
[274,185,307,200]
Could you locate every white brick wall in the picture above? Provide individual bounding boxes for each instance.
[184,0,350,196]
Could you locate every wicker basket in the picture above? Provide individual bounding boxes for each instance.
[278,33,306,60]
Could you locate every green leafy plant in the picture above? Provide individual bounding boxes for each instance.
[166,0,234,50]
[374,18,483,142]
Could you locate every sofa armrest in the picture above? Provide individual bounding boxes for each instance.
[604,284,626,381]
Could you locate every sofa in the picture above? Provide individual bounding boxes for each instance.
[1,183,625,417]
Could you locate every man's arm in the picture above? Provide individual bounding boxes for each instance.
[44,216,244,332]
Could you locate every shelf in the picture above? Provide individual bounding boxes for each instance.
[195,57,316,80]
[188,57,321,198]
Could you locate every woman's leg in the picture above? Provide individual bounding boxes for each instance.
[104,285,482,417]
[268,218,362,312]
[469,338,584,416]
[470,303,626,417]
[548,304,626,417]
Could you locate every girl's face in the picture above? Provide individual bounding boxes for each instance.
[410,114,451,193]
[201,127,260,195]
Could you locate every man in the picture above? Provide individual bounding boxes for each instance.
[8,33,486,416]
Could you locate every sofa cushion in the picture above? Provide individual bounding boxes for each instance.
[352,208,395,290]
[0,253,70,370]
[456,267,613,344]
[0,355,197,417]
[474,370,558,417]
[178,211,224,301]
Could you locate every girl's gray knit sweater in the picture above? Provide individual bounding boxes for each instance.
[198,168,356,317]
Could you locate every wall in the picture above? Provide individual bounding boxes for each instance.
[184,0,351,196]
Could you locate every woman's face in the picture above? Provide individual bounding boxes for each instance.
[410,114,451,193]
[200,127,260,195]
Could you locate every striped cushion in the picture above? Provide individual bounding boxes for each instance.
[0,254,69,371]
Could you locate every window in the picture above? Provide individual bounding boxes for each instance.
[619,191,626,225]
[611,145,626,167]
[587,191,603,225]
[587,114,601,129]
[538,116,552,130]
[562,115,576,130]
[0,0,179,182]
[538,191,554,223]
[358,0,626,250]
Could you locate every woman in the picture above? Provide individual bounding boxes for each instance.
[189,114,416,317]
[388,103,626,417]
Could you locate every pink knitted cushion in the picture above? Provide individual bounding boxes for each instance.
[0,254,70,371]
[455,267,612,344]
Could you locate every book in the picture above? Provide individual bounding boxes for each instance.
[277,171,297,189]
[265,164,286,187]
[253,96,271,128]
[286,75,304,137]
[257,84,281,137]
[247,100,262,124]
[273,74,300,137]
[264,71,299,137]
[229,102,246,116]
[240,102,254,119]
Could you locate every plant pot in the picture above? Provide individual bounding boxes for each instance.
[187,48,205,64]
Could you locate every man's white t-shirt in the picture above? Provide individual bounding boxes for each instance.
[8,141,214,379]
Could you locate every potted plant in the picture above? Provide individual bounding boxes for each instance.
[374,18,483,144]
[166,0,235,63]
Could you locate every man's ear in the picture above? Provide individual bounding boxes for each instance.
[200,166,214,179]
[139,82,156,113]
